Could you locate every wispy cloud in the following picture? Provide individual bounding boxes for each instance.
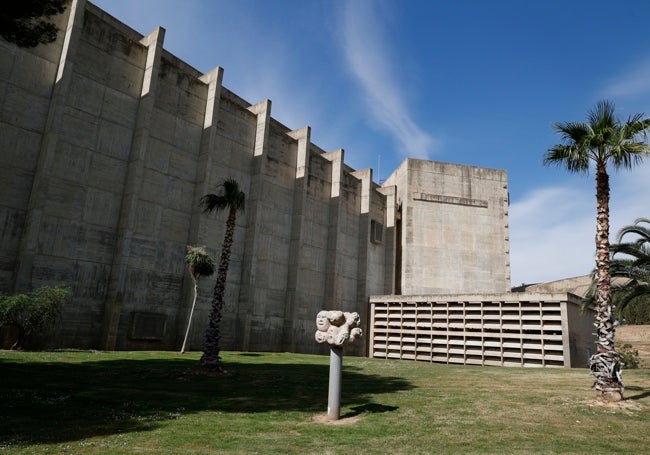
[340,0,438,159]
[509,161,650,286]
[602,60,650,98]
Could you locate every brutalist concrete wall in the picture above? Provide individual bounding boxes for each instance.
[0,0,390,352]
[385,159,510,294]
[0,4,70,293]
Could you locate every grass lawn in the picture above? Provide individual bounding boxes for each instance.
[1,350,649,454]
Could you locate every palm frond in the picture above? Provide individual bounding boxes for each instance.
[543,144,590,173]
[200,178,246,214]
[588,100,617,131]
[546,100,650,180]
[200,194,228,214]
[616,284,650,313]
[616,220,650,243]
[185,246,215,278]
[552,120,593,143]
[606,216,650,317]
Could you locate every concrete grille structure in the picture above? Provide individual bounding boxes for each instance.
[0,0,593,362]
[369,294,594,368]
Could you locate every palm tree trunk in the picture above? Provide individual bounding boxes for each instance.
[200,207,237,371]
[589,165,623,400]
[180,278,199,354]
[9,324,25,350]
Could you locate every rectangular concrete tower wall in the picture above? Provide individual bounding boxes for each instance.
[386,159,510,295]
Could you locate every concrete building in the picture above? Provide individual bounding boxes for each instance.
[2,0,514,354]
[368,293,594,368]
[385,159,510,295]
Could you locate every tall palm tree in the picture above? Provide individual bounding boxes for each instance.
[609,218,650,314]
[199,178,245,372]
[180,246,215,354]
[544,100,650,401]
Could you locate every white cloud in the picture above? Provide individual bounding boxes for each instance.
[340,0,438,159]
[603,61,650,98]
[509,161,650,286]
[509,184,594,286]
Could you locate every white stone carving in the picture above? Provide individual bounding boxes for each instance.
[315,310,362,346]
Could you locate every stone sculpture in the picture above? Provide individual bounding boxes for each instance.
[315,310,363,346]
[315,310,363,420]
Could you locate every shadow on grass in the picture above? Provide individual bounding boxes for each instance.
[342,403,399,418]
[0,353,413,446]
[625,385,650,401]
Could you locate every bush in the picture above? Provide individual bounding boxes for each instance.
[617,294,650,325]
[617,343,641,369]
[0,285,72,350]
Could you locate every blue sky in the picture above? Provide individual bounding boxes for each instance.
[92,0,650,286]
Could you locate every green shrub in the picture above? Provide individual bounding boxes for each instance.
[0,285,72,350]
[185,245,215,278]
[617,294,650,325]
[617,343,641,369]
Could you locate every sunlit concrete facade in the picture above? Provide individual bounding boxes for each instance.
[0,0,511,353]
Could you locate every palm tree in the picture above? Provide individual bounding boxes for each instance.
[609,218,650,314]
[544,100,650,401]
[199,178,245,371]
[180,246,215,354]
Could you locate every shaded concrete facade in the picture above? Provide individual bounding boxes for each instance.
[0,1,511,353]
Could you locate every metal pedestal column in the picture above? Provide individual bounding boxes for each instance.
[327,346,343,420]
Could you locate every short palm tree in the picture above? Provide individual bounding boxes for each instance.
[180,246,215,354]
[544,100,650,401]
[609,218,650,313]
[199,178,245,372]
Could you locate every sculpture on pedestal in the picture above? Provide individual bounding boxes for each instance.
[315,310,363,420]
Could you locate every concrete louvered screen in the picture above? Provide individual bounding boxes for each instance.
[368,294,594,368]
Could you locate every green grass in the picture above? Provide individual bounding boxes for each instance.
[1,350,649,454]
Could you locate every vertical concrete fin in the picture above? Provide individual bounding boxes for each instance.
[180,67,224,344]
[189,67,224,242]
[192,66,224,207]
[247,99,271,156]
[322,149,344,198]
[350,169,372,313]
[239,99,272,350]
[13,0,87,291]
[101,26,165,350]
[282,126,311,350]
[287,126,311,179]
[139,27,166,97]
[350,168,372,214]
[377,185,397,294]
[377,185,396,228]
[198,66,224,129]
[55,0,87,83]
[322,149,345,308]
